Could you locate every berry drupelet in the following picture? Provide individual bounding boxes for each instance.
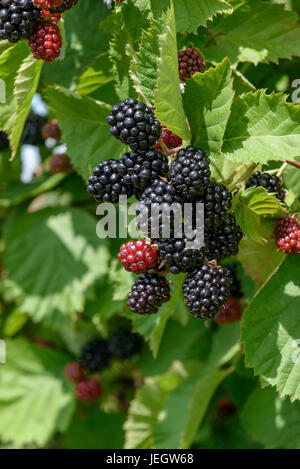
[0,0,41,43]
[127,273,171,314]
[118,240,158,274]
[79,338,110,373]
[119,149,168,193]
[169,146,211,200]
[275,216,300,255]
[108,329,143,360]
[178,47,204,82]
[245,171,285,201]
[106,99,162,151]
[75,378,102,403]
[87,159,133,203]
[182,264,232,319]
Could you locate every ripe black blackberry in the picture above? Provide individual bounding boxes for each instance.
[182,264,232,319]
[0,0,41,43]
[20,113,47,145]
[226,262,243,299]
[119,149,168,193]
[158,236,204,274]
[79,338,110,373]
[108,329,143,360]
[87,159,133,203]
[205,214,243,262]
[106,99,161,151]
[127,273,171,314]
[0,130,9,150]
[201,182,232,228]
[169,146,210,200]
[245,171,285,201]
[135,179,183,238]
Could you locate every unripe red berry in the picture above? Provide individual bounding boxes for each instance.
[214,298,243,325]
[27,21,62,63]
[274,217,300,255]
[64,362,84,382]
[34,0,63,8]
[49,154,72,173]
[154,126,182,151]
[42,119,61,140]
[76,379,102,403]
[178,48,204,83]
[118,240,158,274]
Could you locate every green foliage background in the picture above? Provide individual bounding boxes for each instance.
[0,0,300,449]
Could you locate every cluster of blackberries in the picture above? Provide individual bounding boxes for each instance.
[0,0,78,62]
[87,98,243,319]
[64,329,143,403]
[245,171,285,201]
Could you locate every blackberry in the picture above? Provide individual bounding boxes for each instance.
[178,47,205,83]
[201,182,232,229]
[0,0,41,43]
[76,378,102,403]
[42,118,61,140]
[205,214,243,262]
[169,146,210,200]
[64,361,84,382]
[27,19,62,62]
[20,113,47,145]
[127,273,171,315]
[48,0,77,12]
[108,329,143,360]
[226,262,243,299]
[79,338,110,373]
[154,125,182,151]
[49,153,72,173]
[106,99,161,151]
[158,236,204,274]
[0,130,9,150]
[33,0,63,8]
[135,179,183,238]
[87,159,133,203]
[214,298,243,325]
[245,171,285,201]
[118,239,158,274]
[119,149,168,193]
[275,216,300,255]
[182,264,232,319]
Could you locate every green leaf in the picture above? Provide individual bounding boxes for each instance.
[43,85,124,179]
[110,27,136,101]
[233,187,287,240]
[3,207,109,325]
[174,0,233,33]
[130,15,168,105]
[183,58,234,155]
[222,91,300,164]
[0,338,74,447]
[3,308,28,337]
[242,255,300,401]
[205,0,300,65]
[238,237,285,285]
[76,52,113,96]
[154,5,190,140]
[242,386,300,448]
[65,412,125,449]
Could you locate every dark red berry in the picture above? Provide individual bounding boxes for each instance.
[217,397,236,419]
[214,298,243,325]
[42,119,61,140]
[154,126,182,151]
[48,0,78,12]
[275,217,300,255]
[27,20,62,63]
[34,0,63,8]
[75,379,102,403]
[64,362,84,382]
[49,153,72,173]
[118,240,158,274]
[178,48,205,83]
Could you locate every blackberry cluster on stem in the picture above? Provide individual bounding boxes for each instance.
[245,171,285,201]
[0,0,41,43]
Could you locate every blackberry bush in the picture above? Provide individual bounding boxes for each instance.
[127,273,171,314]
[169,146,211,200]
[87,159,133,203]
[106,99,162,151]
[108,329,143,360]
[245,171,285,201]
[119,149,168,193]
[79,338,110,373]
[118,240,158,274]
[182,264,232,319]
[0,0,41,43]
